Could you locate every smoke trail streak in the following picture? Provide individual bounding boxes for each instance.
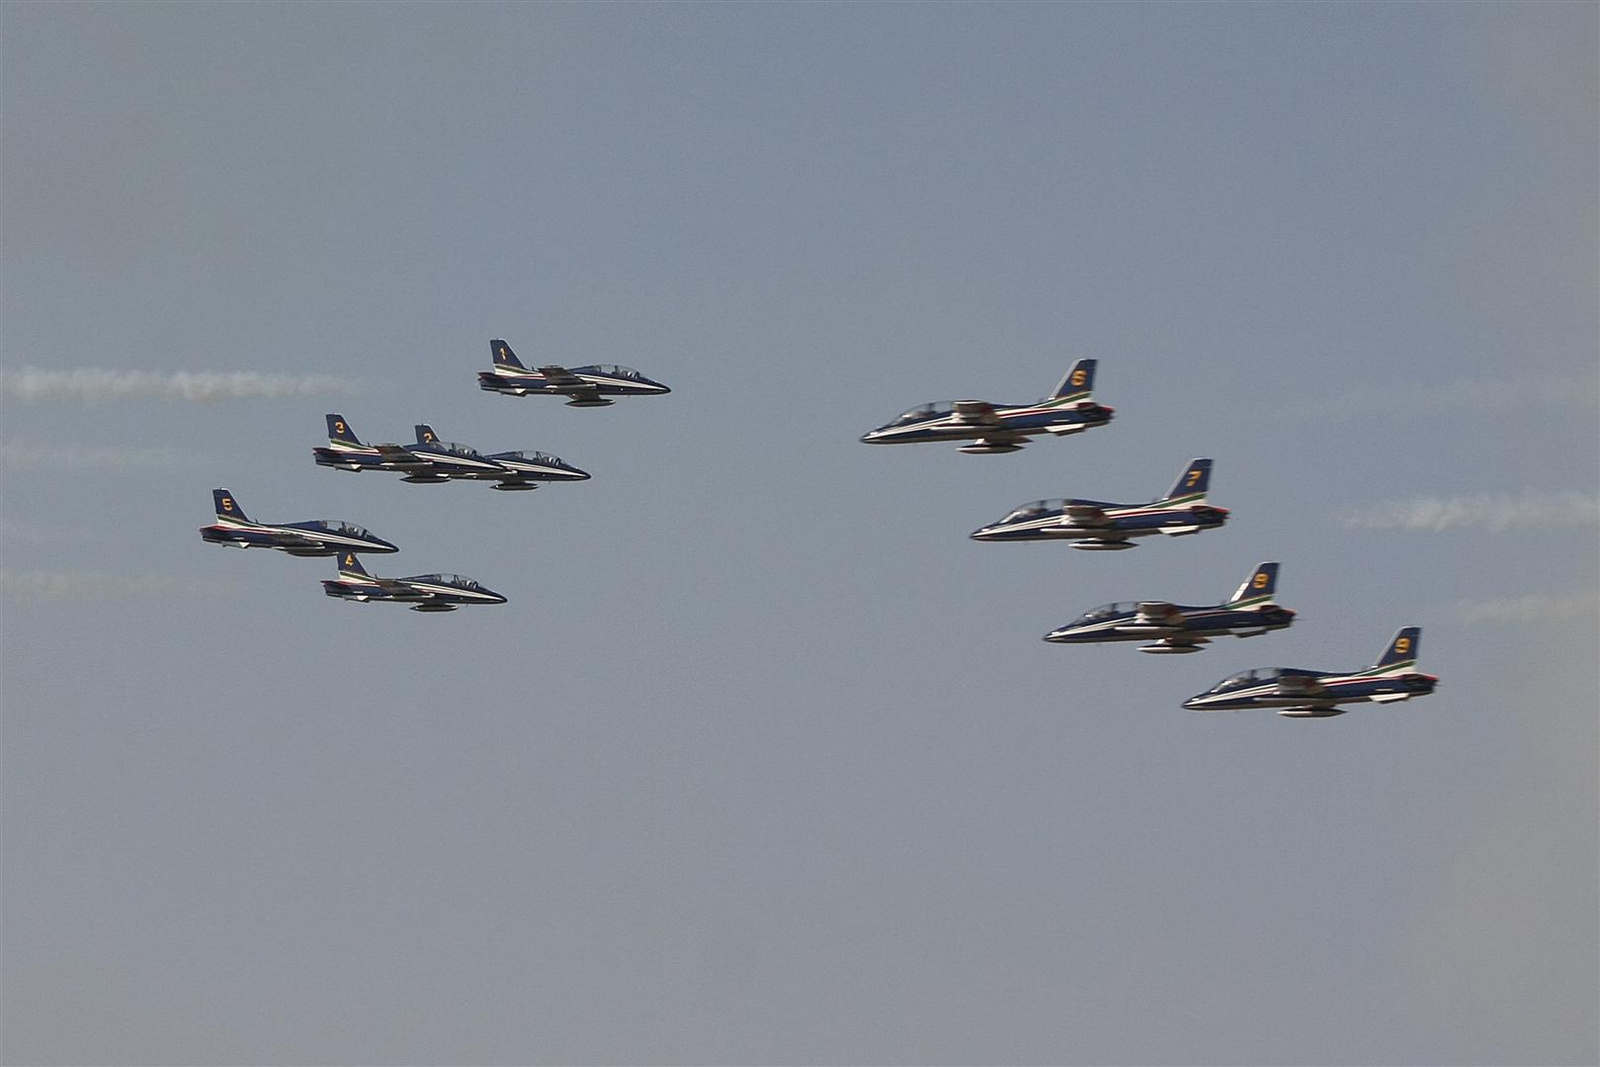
[1455,591,1599,626]
[0,368,355,404]
[1345,492,1600,534]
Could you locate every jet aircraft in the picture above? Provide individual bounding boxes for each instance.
[313,414,582,491]
[971,458,1228,550]
[199,489,397,556]
[1182,626,1438,718]
[859,359,1112,453]
[413,424,589,489]
[479,339,671,406]
[1044,562,1295,653]
[322,551,507,611]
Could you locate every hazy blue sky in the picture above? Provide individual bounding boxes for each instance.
[2,4,1595,1065]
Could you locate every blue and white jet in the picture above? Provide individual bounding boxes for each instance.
[479,339,671,406]
[1182,627,1438,718]
[412,424,589,490]
[322,552,507,612]
[199,489,397,556]
[859,359,1112,454]
[971,458,1228,550]
[1044,562,1296,653]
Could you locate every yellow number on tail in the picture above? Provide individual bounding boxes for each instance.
[1186,469,1202,487]
[1395,637,1411,655]
[335,421,346,434]
[1253,572,1268,589]
[221,497,234,512]
[1070,369,1087,388]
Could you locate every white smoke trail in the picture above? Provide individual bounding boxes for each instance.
[0,368,355,404]
[1345,491,1600,534]
[0,570,190,601]
[1455,591,1599,626]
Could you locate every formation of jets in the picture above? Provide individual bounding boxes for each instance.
[200,345,1436,711]
[862,361,1438,718]
[203,338,670,609]
[313,414,591,490]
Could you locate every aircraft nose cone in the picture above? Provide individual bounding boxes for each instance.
[970,526,998,541]
[860,429,882,443]
[1182,697,1205,710]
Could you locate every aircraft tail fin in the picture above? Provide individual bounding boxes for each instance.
[1048,358,1096,403]
[212,488,250,523]
[336,551,372,580]
[414,423,439,444]
[490,339,527,371]
[325,413,365,448]
[1226,562,1279,608]
[1369,626,1421,675]
[1161,458,1213,505]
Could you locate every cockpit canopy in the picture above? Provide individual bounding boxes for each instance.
[1203,667,1319,693]
[497,450,563,465]
[411,573,479,589]
[307,520,372,538]
[892,402,955,425]
[575,364,643,380]
[1076,602,1139,623]
[421,440,485,459]
[1002,499,1068,524]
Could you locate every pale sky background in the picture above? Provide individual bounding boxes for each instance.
[2,4,1596,1065]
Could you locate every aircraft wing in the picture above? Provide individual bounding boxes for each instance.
[951,400,1002,426]
[536,364,586,386]
[1274,676,1327,698]
[1134,602,1186,628]
[373,443,432,469]
[372,577,431,598]
[271,530,323,551]
[1368,692,1413,704]
[1063,504,1111,526]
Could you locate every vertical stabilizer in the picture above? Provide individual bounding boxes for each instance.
[1049,358,1096,403]
[1162,458,1213,505]
[1369,626,1421,675]
[414,424,439,445]
[490,339,526,370]
[1226,562,1279,608]
[213,488,250,523]
[337,551,372,580]
[325,413,365,448]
